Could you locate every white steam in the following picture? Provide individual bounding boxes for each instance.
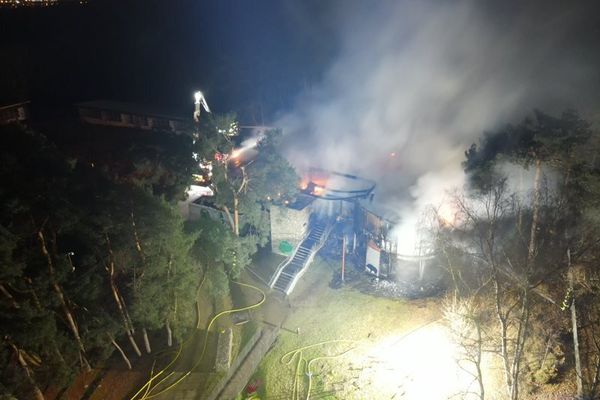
[278,1,599,254]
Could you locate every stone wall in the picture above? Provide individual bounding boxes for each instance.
[215,328,233,373]
[208,326,280,400]
[270,205,310,256]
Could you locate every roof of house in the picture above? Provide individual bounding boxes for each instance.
[0,101,30,111]
[77,100,189,121]
[286,194,316,210]
[301,168,376,201]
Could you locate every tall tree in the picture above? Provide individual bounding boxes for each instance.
[0,123,202,397]
[192,114,298,284]
[462,110,600,398]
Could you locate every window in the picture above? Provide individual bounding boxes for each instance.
[132,114,148,127]
[80,107,101,119]
[152,118,170,130]
[103,110,121,122]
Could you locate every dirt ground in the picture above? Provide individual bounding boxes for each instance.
[45,355,164,400]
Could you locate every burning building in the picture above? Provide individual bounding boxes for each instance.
[269,168,401,284]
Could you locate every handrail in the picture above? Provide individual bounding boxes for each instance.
[269,226,312,288]
[285,221,334,295]
[268,257,290,288]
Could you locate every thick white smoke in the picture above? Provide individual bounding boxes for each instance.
[278,0,600,254]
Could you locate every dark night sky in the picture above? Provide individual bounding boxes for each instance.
[0,0,338,122]
[2,0,600,239]
[1,0,599,125]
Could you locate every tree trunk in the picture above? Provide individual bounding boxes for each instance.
[475,321,485,400]
[118,290,135,334]
[37,229,91,372]
[494,276,512,397]
[130,211,154,356]
[10,343,45,400]
[568,249,584,398]
[166,256,174,347]
[108,264,141,356]
[0,282,19,308]
[441,245,460,301]
[107,333,132,370]
[109,273,141,357]
[105,235,142,357]
[517,168,524,232]
[571,297,583,398]
[527,158,542,267]
[223,205,236,233]
[142,328,152,354]
[510,288,530,400]
[590,347,600,399]
[166,319,173,347]
[233,195,240,236]
[500,158,540,400]
[124,324,142,357]
[21,349,41,367]
[53,344,67,366]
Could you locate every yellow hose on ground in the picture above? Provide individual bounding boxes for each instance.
[130,274,208,400]
[292,351,304,400]
[281,318,444,400]
[304,347,356,400]
[138,281,266,399]
[141,360,156,399]
[281,340,360,400]
[280,339,358,365]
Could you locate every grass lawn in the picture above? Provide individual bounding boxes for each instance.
[252,257,448,400]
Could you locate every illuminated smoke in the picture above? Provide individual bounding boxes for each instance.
[278,0,599,254]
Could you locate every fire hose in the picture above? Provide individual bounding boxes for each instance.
[129,274,208,400]
[280,340,360,400]
[130,280,265,400]
[279,318,443,400]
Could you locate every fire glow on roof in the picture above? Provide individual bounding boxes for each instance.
[300,168,376,201]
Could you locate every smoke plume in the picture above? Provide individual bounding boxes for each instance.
[277,0,600,254]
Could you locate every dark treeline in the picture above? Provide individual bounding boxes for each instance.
[0,124,200,398]
[0,115,297,399]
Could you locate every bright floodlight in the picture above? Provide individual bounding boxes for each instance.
[345,324,477,399]
[194,91,203,104]
[194,90,211,113]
